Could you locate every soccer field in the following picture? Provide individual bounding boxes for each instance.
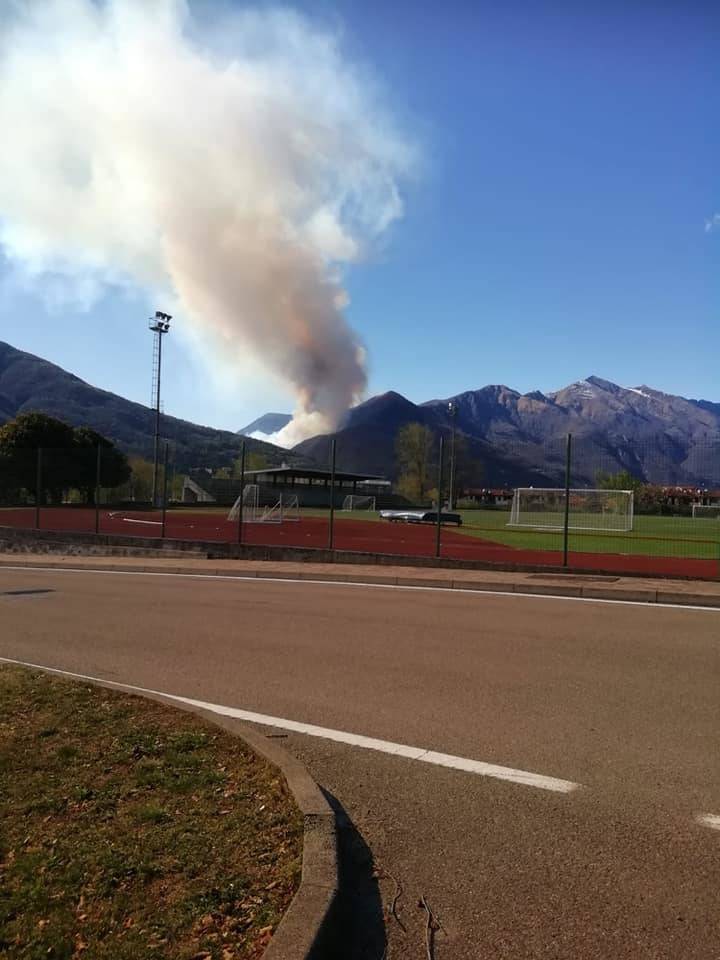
[2,503,718,566]
[456,509,720,560]
[159,505,720,559]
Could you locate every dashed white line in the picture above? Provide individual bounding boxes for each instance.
[0,655,581,795]
[696,814,720,831]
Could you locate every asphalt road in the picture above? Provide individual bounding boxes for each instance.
[1,566,719,959]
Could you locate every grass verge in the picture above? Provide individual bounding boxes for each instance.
[0,665,303,960]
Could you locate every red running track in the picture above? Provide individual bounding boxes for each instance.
[1,507,717,580]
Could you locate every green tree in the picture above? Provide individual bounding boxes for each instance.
[0,412,76,500]
[235,451,269,475]
[636,483,666,511]
[125,458,155,501]
[0,413,130,503]
[449,433,484,500]
[596,469,644,493]
[395,423,436,503]
[73,427,131,501]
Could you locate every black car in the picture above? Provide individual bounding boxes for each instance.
[380,509,463,526]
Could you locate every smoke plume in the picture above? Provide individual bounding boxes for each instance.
[0,0,413,445]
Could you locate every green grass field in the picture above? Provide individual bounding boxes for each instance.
[254,505,720,559]
[455,509,720,559]
[294,506,720,560]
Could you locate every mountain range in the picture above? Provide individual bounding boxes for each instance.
[1,339,719,487]
[238,412,292,436]
[285,376,720,487]
[0,341,306,471]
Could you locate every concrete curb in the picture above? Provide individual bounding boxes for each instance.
[2,553,720,607]
[189,710,339,960]
[9,666,339,960]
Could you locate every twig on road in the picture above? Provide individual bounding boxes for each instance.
[388,872,407,933]
[376,867,407,934]
[418,894,442,960]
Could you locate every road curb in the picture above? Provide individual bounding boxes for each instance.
[3,554,720,607]
[192,711,339,960]
[7,665,340,960]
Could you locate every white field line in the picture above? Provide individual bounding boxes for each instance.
[1,563,720,612]
[107,514,162,526]
[0,656,580,795]
[696,814,720,831]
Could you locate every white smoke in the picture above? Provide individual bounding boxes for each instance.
[0,0,414,445]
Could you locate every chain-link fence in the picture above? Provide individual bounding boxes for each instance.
[0,444,175,537]
[2,432,719,578]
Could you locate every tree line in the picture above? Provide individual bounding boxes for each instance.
[0,412,131,503]
[395,422,480,505]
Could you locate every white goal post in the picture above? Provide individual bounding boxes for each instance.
[692,504,720,519]
[280,494,301,521]
[228,486,301,523]
[341,495,376,511]
[508,488,634,532]
[228,484,259,522]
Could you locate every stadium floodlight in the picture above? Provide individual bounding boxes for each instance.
[149,311,172,506]
[447,401,457,510]
[150,310,172,333]
[508,487,634,533]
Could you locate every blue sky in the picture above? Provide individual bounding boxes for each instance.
[1,0,717,431]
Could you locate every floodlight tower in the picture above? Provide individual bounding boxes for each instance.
[447,400,457,510]
[149,311,171,506]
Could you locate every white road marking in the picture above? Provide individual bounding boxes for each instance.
[0,655,580,794]
[0,563,719,612]
[696,814,720,831]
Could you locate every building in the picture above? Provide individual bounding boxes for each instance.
[182,465,402,509]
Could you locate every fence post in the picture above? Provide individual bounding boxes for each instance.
[35,447,42,530]
[161,442,169,538]
[562,433,572,567]
[94,445,102,535]
[328,437,337,551]
[237,441,246,545]
[435,435,444,559]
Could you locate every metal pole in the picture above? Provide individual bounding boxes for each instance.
[94,444,101,535]
[161,441,169,538]
[328,437,337,550]
[152,329,163,506]
[435,435,444,558]
[447,401,457,511]
[562,433,572,567]
[35,447,42,529]
[237,440,246,545]
[449,416,456,511]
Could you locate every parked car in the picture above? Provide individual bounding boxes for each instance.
[380,510,462,526]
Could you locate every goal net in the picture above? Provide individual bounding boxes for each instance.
[508,488,634,532]
[341,495,376,511]
[692,504,720,519]
[228,484,259,522]
[281,494,300,521]
[228,486,302,524]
